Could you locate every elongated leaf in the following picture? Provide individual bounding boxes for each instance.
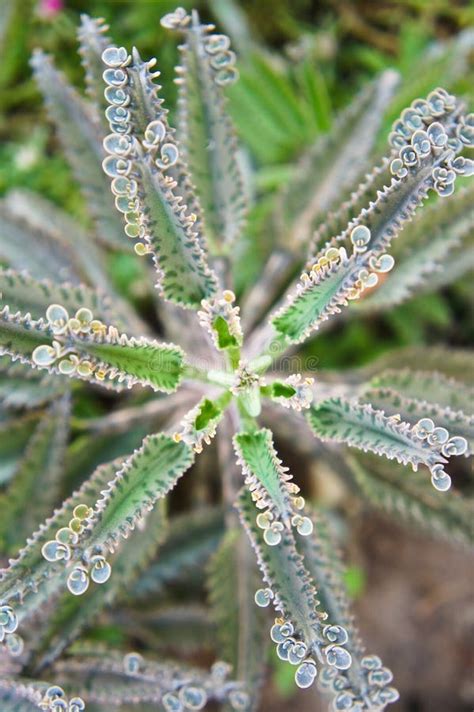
[346,452,474,547]
[358,184,474,309]
[367,368,474,416]
[77,14,111,126]
[237,489,354,689]
[0,356,65,411]
[101,46,219,307]
[359,386,474,455]
[0,458,121,607]
[306,157,391,261]
[170,10,246,251]
[208,529,268,711]
[240,74,398,334]
[0,195,84,284]
[276,71,399,251]
[83,434,194,551]
[31,50,125,248]
[31,501,167,670]
[0,269,112,323]
[0,681,44,711]
[272,90,472,343]
[0,396,70,554]
[0,306,185,392]
[296,507,399,710]
[132,508,224,599]
[0,413,39,487]
[360,369,474,454]
[0,190,147,334]
[234,428,298,529]
[307,397,464,489]
[354,346,474,385]
[52,647,247,708]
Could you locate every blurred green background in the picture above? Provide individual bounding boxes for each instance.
[1,0,473,372]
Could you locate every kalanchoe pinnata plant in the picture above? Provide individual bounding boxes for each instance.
[0,7,473,712]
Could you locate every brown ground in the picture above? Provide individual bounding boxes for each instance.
[260,512,474,712]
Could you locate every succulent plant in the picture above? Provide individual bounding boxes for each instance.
[0,7,472,712]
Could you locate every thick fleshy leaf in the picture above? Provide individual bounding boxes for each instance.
[0,356,65,411]
[307,397,463,489]
[346,452,474,548]
[0,458,122,607]
[30,501,167,669]
[169,9,246,251]
[357,183,474,310]
[272,90,472,343]
[354,346,474,386]
[208,529,268,711]
[133,508,224,600]
[0,269,112,324]
[0,190,147,334]
[0,192,84,284]
[0,306,185,393]
[237,489,353,687]
[234,428,302,531]
[0,396,70,554]
[359,369,474,454]
[51,646,247,708]
[275,71,399,251]
[31,50,125,248]
[0,681,46,711]
[366,368,474,415]
[77,14,111,127]
[83,434,195,551]
[101,46,219,307]
[0,412,39,486]
[296,507,399,709]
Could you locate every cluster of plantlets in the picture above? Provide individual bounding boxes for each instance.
[0,6,472,712]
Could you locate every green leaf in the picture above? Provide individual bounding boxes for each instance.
[0,306,185,392]
[347,452,474,547]
[359,370,474,454]
[356,346,474,385]
[307,397,459,482]
[272,255,356,343]
[295,506,398,707]
[173,10,246,250]
[0,269,112,323]
[362,386,474,456]
[77,14,111,128]
[49,646,246,708]
[0,412,39,485]
[275,71,399,252]
[0,356,65,410]
[0,190,147,335]
[102,47,219,308]
[132,507,224,600]
[237,488,352,680]
[31,500,167,670]
[367,368,474,415]
[0,682,46,711]
[0,395,70,554]
[31,51,125,249]
[0,458,122,607]
[272,90,471,344]
[208,529,268,711]
[358,184,474,310]
[0,192,84,284]
[84,434,194,551]
[234,429,296,528]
